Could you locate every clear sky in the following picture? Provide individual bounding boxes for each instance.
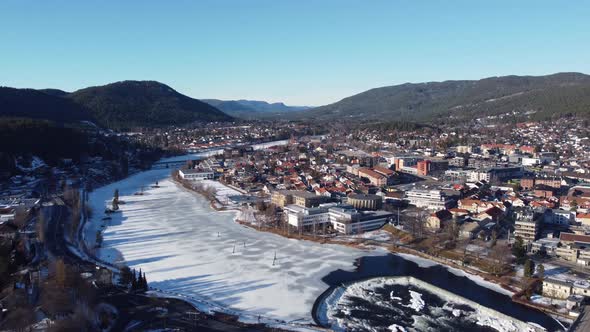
[1,1,589,106]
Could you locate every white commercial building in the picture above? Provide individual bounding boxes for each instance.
[283,203,393,235]
[405,188,453,211]
[179,168,215,181]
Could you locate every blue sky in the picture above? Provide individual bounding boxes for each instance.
[1,1,589,105]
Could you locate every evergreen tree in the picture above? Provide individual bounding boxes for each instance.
[137,268,145,290]
[143,272,148,290]
[512,236,527,264]
[131,269,138,290]
[524,259,535,278]
[120,266,133,287]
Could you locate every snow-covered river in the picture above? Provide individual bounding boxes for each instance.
[84,167,383,324]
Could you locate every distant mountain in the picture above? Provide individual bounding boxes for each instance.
[38,88,70,97]
[292,73,590,123]
[70,81,232,128]
[202,99,310,118]
[0,87,90,123]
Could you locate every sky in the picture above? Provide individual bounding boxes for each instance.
[1,1,589,106]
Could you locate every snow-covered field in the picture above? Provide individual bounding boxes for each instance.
[84,169,381,323]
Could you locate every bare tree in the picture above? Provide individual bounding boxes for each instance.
[36,211,46,244]
[488,243,512,276]
[54,258,67,288]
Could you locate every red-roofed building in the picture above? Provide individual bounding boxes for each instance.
[560,233,590,245]
[358,168,387,186]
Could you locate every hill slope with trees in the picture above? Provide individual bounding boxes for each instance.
[69,81,233,129]
[292,72,590,123]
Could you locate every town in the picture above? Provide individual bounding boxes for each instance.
[2,2,590,331]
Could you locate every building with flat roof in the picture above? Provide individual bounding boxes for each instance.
[271,190,297,207]
[283,203,393,234]
[179,168,214,181]
[292,191,328,207]
[514,212,540,243]
[347,194,383,210]
[405,188,454,211]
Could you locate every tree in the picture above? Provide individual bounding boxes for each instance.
[512,236,527,264]
[523,259,535,278]
[489,244,512,276]
[131,269,138,290]
[537,263,545,279]
[54,258,67,288]
[142,272,148,290]
[119,266,133,287]
[36,211,46,244]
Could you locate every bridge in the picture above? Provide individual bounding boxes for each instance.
[151,159,195,170]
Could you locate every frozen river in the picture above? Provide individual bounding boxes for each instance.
[84,168,381,323]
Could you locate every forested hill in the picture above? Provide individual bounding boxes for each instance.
[0,81,233,129]
[68,81,232,129]
[0,87,90,123]
[291,72,590,123]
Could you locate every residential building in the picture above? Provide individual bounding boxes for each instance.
[514,213,540,243]
[426,209,452,229]
[543,278,590,299]
[544,209,575,225]
[271,190,296,207]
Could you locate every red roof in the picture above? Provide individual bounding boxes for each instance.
[560,233,590,244]
[373,166,394,176]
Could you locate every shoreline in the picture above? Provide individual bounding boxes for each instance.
[175,176,573,325]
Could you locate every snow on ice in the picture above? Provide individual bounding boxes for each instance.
[84,169,381,323]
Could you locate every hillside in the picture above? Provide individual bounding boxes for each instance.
[202,99,310,119]
[0,87,90,123]
[292,73,590,123]
[70,81,233,128]
[1,82,233,129]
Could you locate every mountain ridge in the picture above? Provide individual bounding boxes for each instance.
[202,99,310,118]
[290,72,590,123]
